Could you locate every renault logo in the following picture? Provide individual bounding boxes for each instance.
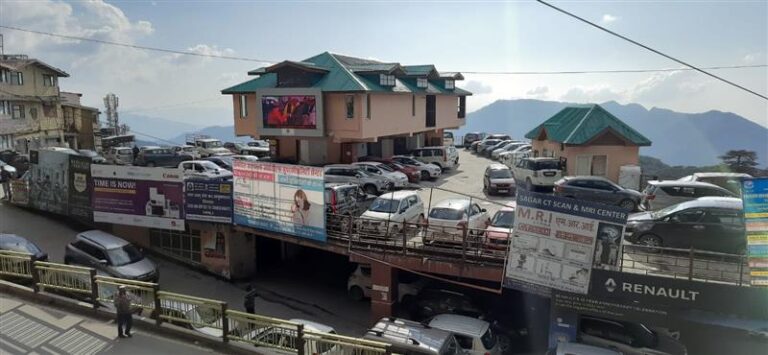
[605,278,617,292]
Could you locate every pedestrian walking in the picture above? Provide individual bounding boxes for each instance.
[0,168,11,200]
[244,285,258,314]
[132,145,140,159]
[114,286,134,338]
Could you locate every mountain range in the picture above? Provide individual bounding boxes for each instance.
[456,99,768,167]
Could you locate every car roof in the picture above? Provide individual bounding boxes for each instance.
[526,157,559,161]
[288,319,335,333]
[198,138,218,142]
[78,230,128,249]
[354,161,383,166]
[693,172,752,178]
[0,234,29,243]
[325,182,358,189]
[433,198,472,210]
[377,190,419,200]
[648,180,725,189]
[325,164,358,169]
[368,317,453,351]
[428,314,489,337]
[563,175,612,182]
[487,163,509,170]
[674,197,743,210]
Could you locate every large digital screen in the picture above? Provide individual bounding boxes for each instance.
[261,95,317,129]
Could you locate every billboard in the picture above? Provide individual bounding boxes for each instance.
[233,161,325,242]
[504,190,628,295]
[742,177,768,286]
[27,150,72,215]
[10,180,28,206]
[262,95,317,129]
[68,155,92,222]
[91,165,184,231]
[185,180,233,224]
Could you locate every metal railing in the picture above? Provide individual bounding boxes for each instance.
[0,250,34,279]
[0,253,386,353]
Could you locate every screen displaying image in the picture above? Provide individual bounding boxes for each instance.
[261,95,317,129]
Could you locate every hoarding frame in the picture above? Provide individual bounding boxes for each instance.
[255,88,324,137]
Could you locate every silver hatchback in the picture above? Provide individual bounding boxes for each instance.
[65,230,159,282]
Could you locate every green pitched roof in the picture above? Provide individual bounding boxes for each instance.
[524,104,652,146]
[221,52,471,95]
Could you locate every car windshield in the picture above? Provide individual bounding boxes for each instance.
[481,327,497,350]
[491,210,515,228]
[182,147,195,152]
[200,161,221,170]
[204,141,222,148]
[650,203,686,219]
[490,169,512,178]
[484,140,501,146]
[369,198,400,213]
[106,245,144,266]
[533,160,561,170]
[376,164,395,172]
[429,207,464,220]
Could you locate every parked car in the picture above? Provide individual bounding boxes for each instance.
[65,230,159,282]
[358,190,425,235]
[325,183,376,233]
[159,299,222,337]
[0,234,47,261]
[172,145,201,159]
[641,180,735,211]
[188,137,232,157]
[677,172,752,195]
[483,164,516,195]
[347,264,426,303]
[554,176,643,211]
[546,342,621,355]
[490,142,526,160]
[578,316,687,355]
[463,132,483,148]
[391,155,442,180]
[105,147,134,165]
[204,155,234,170]
[242,319,338,354]
[134,147,193,167]
[0,152,29,177]
[359,157,422,183]
[411,146,459,170]
[353,162,409,188]
[485,134,512,141]
[444,131,455,146]
[475,139,502,155]
[77,149,107,164]
[483,140,515,158]
[624,197,745,254]
[428,314,502,355]
[231,155,260,162]
[247,140,270,148]
[512,157,563,191]
[179,160,233,181]
[324,164,390,195]
[413,288,484,321]
[425,199,490,244]
[485,203,515,250]
[499,145,531,168]
[364,317,464,355]
[468,140,483,152]
[0,159,18,178]
[224,142,270,158]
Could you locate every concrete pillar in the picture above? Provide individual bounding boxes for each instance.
[370,261,398,324]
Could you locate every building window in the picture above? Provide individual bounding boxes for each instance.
[379,74,395,86]
[43,74,56,87]
[11,104,24,119]
[239,95,248,118]
[150,227,202,264]
[411,95,416,116]
[366,94,371,119]
[0,70,8,83]
[445,79,455,90]
[9,72,23,86]
[0,101,10,116]
[29,108,38,119]
[417,77,428,88]
[457,96,466,118]
[345,95,354,119]
[64,107,74,120]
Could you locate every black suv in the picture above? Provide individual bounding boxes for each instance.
[134,147,193,167]
[325,183,376,233]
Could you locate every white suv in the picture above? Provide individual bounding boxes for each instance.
[512,157,563,190]
[179,160,233,181]
[353,162,409,188]
[411,146,459,170]
[358,190,424,235]
[347,264,426,303]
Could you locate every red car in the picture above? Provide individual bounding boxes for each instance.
[359,157,421,183]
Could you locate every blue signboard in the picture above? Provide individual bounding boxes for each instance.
[185,180,233,224]
[741,177,768,286]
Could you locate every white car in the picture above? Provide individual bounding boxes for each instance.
[641,180,735,211]
[428,314,502,355]
[358,190,424,235]
[425,198,490,244]
[0,160,17,178]
[490,142,527,160]
[242,319,339,355]
[353,162,409,188]
[391,155,442,180]
[179,160,233,180]
[499,145,531,168]
[106,147,134,165]
[677,172,752,195]
[347,264,426,303]
[173,145,200,159]
[512,157,563,190]
[231,155,260,162]
[191,138,232,157]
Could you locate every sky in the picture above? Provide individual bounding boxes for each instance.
[2,0,766,130]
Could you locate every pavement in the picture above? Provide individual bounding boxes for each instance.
[0,292,222,355]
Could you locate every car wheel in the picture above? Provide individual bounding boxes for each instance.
[364,184,378,195]
[638,234,662,248]
[526,178,533,191]
[146,162,155,167]
[348,286,365,301]
[421,170,430,180]
[431,162,443,170]
[619,199,637,211]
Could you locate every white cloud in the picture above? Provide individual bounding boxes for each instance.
[601,14,619,24]
[460,80,493,95]
[560,85,624,103]
[630,70,708,103]
[525,86,549,99]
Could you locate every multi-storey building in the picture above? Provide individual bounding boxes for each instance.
[0,54,100,153]
[222,52,471,164]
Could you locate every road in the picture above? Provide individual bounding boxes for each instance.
[0,292,222,355]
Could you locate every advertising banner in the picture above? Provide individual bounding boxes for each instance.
[262,95,318,129]
[233,161,325,242]
[9,179,28,206]
[742,177,768,286]
[91,165,184,231]
[504,190,628,295]
[68,155,92,222]
[28,150,71,215]
[185,180,233,224]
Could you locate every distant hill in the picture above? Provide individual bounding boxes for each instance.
[168,125,239,144]
[122,113,202,141]
[457,99,768,167]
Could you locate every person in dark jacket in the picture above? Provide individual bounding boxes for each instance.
[114,286,134,338]
[244,285,257,314]
[0,168,11,200]
[132,145,140,160]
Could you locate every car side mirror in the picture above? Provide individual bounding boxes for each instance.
[98,259,108,265]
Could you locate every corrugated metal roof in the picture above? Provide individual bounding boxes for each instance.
[0,58,69,77]
[524,104,651,146]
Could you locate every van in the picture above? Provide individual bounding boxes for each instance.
[412,146,459,170]
[428,314,501,355]
[364,317,465,355]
